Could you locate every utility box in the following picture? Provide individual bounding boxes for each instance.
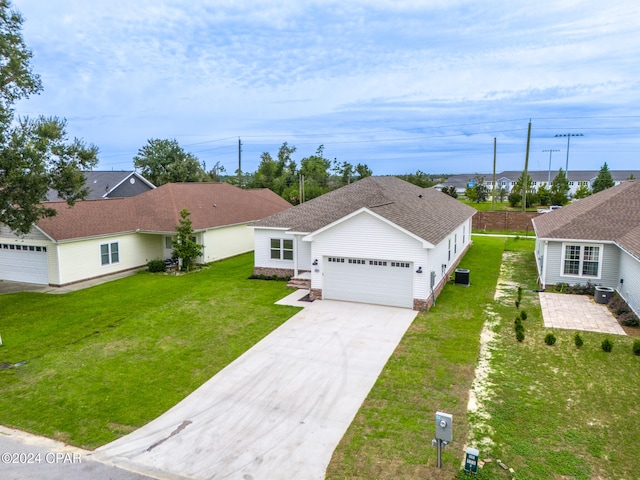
[435,411,452,442]
[464,447,479,473]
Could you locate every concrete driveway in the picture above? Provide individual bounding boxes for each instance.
[93,299,417,480]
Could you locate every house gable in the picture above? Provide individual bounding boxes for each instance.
[302,208,434,249]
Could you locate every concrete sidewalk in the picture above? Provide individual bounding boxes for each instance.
[94,300,418,480]
[539,292,626,335]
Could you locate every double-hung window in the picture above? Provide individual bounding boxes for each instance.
[101,242,119,265]
[562,244,601,278]
[270,238,293,260]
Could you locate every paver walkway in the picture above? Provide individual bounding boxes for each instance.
[539,292,626,335]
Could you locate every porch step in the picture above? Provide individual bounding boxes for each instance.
[287,278,311,289]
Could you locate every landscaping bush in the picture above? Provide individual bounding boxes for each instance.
[608,294,630,315]
[619,311,639,327]
[601,338,614,353]
[516,330,525,342]
[147,259,166,273]
[550,282,595,295]
[574,332,584,349]
[520,310,528,321]
[633,340,640,356]
[544,333,557,346]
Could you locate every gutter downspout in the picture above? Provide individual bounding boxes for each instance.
[293,235,299,277]
[541,240,549,289]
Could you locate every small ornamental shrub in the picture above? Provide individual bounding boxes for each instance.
[515,300,520,309]
[520,310,528,321]
[619,311,640,327]
[147,259,166,273]
[514,317,523,327]
[516,330,525,342]
[574,332,584,348]
[544,333,557,346]
[633,340,640,356]
[601,338,613,352]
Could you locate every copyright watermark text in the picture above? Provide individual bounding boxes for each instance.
[1,451,82,464]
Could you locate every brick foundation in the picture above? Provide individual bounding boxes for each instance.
[310,288,322,301]
[252,267,294,279]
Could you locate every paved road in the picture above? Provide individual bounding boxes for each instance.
[94,299,418,480]
[0,426,158,480]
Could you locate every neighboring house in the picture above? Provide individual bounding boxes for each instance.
[435,170,640,196]
[252,176,476,310]
[532,180,640,317]
[0,183,291,286]
[46,171,155,201]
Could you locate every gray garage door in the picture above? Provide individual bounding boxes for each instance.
[323,256,413,308]
[0,243,49,284]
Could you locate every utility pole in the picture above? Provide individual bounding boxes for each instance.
[542,149,560,185]
[238,138,242,187]
[522,121,531,213]
[491,137,497,211]
[554,133,583,178]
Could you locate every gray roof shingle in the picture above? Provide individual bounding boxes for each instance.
[252,176,476,246]
[532,180,640,259]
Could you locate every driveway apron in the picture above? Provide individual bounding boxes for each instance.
[94,300,418,480]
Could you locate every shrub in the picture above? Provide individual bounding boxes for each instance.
[516,330,525,342]
[608,294,630,315]
[601,338,613,352]
[514,317,522,327]
[147,259,166,273]
[520,310,528,321]
[619,311,640,327]
[633,340,640,356]
[544,333,557,346]
[515,300,520,309]
[574,332,584,348]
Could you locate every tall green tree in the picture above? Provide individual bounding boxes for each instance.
[592,162,615,193]
[573,182,592,199]
[537,183,551,206]
[172,209,203,272]
[355,163,373,179]
[0,2,99,234]
[133,138,206,186]
[550,168,570,205]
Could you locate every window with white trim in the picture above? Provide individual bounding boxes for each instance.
[562,244,601,278]
[448,239,451,261]
[101,242,119,265]
[270,238,293,260]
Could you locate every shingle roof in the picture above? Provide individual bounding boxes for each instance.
[36,183,292,241]
[46,171,155,201]
[252,176,476,245]
[532,180,640,259]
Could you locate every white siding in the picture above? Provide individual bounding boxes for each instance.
[618,250,640,317]
[307,211,429,299]
[56,233,158,285]
[201,224,254,262]
[253,228,296,270]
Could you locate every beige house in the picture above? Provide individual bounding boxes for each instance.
[0,183,291,286]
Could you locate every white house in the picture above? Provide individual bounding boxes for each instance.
[0,183,291,286]
[532,180,640,317]
[252,176,476,310]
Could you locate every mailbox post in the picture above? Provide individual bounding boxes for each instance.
[434,411,452,468]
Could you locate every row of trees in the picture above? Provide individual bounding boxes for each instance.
[133,139,373,205]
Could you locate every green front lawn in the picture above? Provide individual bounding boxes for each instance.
[0,253,299,448]
[327,235,640,479]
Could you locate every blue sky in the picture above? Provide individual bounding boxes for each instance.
[12,0,640,176]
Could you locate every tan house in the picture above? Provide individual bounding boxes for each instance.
[0,183,291,286]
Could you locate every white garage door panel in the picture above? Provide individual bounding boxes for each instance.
[324,257,413,308]
[0,245,49,284]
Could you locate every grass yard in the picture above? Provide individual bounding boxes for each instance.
[0,253,299,449]
[327,235,640,479]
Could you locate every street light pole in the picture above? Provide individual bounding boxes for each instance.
[554,133,583,177]
[542,149,560,185]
